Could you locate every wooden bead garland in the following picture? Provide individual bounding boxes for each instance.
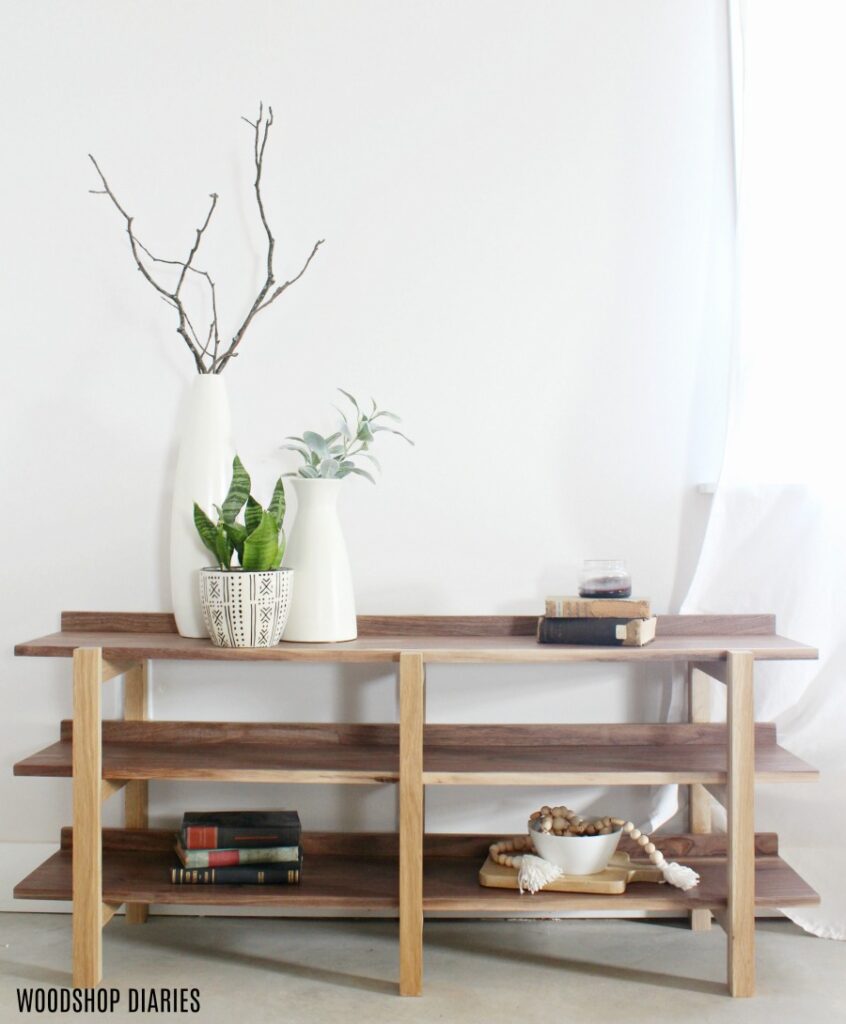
[490,805,669,872]
[488,834,534,869]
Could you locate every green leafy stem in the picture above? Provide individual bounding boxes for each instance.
[281,388,413,483]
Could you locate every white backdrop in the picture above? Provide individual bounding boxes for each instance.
[682,0,846,939]
[0,1,734,912]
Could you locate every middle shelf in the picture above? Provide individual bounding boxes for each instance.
[13,721,818,786]
[14,828,820,913]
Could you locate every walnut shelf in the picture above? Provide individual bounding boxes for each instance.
[14,828,818,914]
[14,721,817,786]
[14,611,817,664]
[15,721,399,785]
[12,612,820,998]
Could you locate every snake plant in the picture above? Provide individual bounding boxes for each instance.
[193,456,286,571]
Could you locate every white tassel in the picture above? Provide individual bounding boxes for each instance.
[517,854,563,894]
[661,860,700,891]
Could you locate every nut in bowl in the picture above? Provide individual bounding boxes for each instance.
[529,808,623,876]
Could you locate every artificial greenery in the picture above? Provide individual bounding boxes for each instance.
[282,389,413,483]
[193,456,286,571]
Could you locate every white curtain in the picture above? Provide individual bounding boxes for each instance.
[682,0,846,939]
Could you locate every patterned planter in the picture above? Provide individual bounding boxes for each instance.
[199,568,294,648]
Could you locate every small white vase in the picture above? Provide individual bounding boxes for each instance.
[200,568,294,647]
[170,375,235,638]
[282,478,357,642]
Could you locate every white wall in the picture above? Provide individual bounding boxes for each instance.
[0,0,734,911]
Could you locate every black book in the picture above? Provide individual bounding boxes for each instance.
[536,616,657,647]
[180,810,301,850]
[170,860,302,885]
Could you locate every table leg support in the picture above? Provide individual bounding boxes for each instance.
[124,661,149,925]
[726,651,755,997]
[688,664,713,932]
[399,652,424,996]
[72,647,104,988]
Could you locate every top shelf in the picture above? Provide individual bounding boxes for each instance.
[14,612,817,665]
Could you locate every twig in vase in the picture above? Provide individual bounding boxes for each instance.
[89,103,323,374]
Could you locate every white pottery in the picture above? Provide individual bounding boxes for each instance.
[170,375,235,637]
[200,568,294,648]
[529,822,623,875]
[282,478,357,642]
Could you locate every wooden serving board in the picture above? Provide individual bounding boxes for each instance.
[479,851,664,894]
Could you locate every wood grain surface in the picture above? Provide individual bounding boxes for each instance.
[14,829,816,913]
[57,611,779,637]
[14,631,817,663]
[12,721,817,785]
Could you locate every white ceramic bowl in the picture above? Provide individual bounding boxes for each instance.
[529,821,622,875]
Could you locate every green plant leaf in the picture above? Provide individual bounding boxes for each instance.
[372,410,402,421]
[280,442,311,460]
[244,495,263,535]
[318,457,340,478]
[268,478,286,527]
[299,465,319,478]
[303,431,329,459]
[214,524,233,570]
[223,521,247,562]
[332,406,354,440]
[193,503,219,557]
[337,389,360,414]
[271,535,286,569]
[346,465,377,484]
[360,451,381,470]
[221,456,251,523]
[242,511,281,571]
[357,419,374,443]
[372,425,414,444]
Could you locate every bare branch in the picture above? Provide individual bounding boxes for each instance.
[254,238,325,313]
[89,154,207,373]
[89,104,321,376]
[213,105,322,373]
[175,192,218,296]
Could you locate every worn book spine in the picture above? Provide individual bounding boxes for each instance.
[170,863,302,885]
[536,616,657,647]
[175,843,300,868]
[544,597,651,618]
[180,826,301,851]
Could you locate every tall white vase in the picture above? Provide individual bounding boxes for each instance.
[282,478,357,642]
[170,375,235,637]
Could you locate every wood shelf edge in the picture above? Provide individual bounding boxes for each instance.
[13,830,818,913]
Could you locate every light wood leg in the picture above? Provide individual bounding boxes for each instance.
[399,652,424,996]
[726,651,755,997]
[124,661,149,925]
[72,647,104,988]
[688,664,712,932]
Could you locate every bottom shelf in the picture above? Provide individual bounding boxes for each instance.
[14,829,819,914]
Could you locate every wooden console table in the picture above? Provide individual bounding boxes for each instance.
[13,612,819,997]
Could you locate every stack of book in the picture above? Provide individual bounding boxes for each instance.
[170,810,302,885]
[537,596,656,647]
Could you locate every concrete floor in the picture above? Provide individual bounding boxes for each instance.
[0,913,843,1023]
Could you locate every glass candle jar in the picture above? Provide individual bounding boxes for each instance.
[578,559,632,599]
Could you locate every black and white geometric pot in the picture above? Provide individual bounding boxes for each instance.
[199,568,294,648]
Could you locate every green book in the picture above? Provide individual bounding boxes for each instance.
[174,840,300,869]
